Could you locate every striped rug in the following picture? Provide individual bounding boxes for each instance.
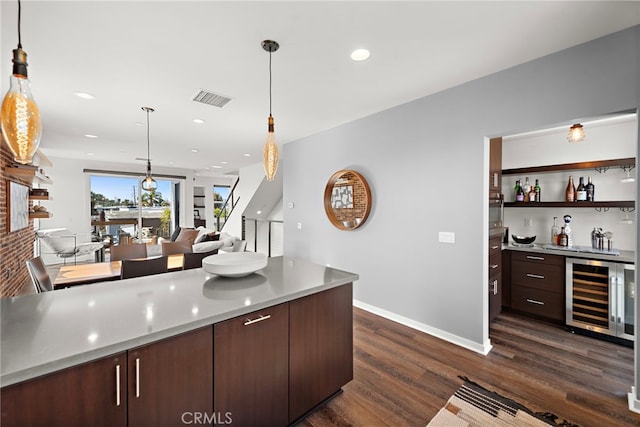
[427,377,580,427]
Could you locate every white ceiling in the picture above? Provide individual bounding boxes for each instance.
[2,1,639,177]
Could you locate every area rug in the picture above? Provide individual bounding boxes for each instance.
[427,377,580,427]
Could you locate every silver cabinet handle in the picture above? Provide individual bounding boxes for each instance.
[526,299,545,305]
[492,280,498,295]
[490,264,499,269]
[491,245,500,250]
[136,358,140,398]
[244,314,271,326]
[526,255,544,260]
[526,273,544,279]
[115,364,121,406]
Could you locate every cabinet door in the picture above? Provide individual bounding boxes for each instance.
[214,303,289,427]
[128,326,213,427]
[0,353,127,427]
[489,137,502,193]
[489,274,502,322]
[289,284,354,423]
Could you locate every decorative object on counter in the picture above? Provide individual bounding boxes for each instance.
[324,169,372,230]
[141,106,157,191]
[262,39,280,182]
[1,0,42,165]
[565,176,576,202]
[512,235,536,245]
[551,216,560,245]
[585,176,595,201]
[202,252,268,277]
[567,123,585,143]
[563,214,573,246]
[591,227,603,249]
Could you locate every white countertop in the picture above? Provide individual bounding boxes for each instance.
[0,256,358,387]
[504,243,635,263]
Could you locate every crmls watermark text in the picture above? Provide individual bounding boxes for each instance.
[182,412,232,425]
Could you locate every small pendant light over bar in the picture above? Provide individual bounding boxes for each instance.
[567,123,585,143]
[1,0,42,165]
[141,107,157,191]
[262,40,279,182]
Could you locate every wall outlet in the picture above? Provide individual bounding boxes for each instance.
[288,202,295,208]
[438,232,455,244]
[297,222,302,230]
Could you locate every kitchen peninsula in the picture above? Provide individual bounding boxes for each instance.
[0,256,358,426]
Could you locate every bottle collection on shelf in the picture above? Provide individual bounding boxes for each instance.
[512,176,595,203]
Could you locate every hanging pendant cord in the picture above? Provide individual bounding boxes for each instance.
[17,0,22,48]
[146,109,151,162]
[269,50,272,116]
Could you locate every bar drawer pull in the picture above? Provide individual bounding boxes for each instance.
[491,245,500,250]
[526,255,545,260]
[115,364,121,406]
[526,298,545,305]
[526,273,544,279]
[244,314,271,326]
[136,358,141,398]
[490,264,499,269]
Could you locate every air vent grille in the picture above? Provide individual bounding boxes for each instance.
[192,89,232,108]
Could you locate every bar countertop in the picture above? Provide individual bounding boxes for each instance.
[1,256,358,387]
[504,243,635,264]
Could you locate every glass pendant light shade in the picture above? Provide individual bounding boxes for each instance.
[264,115,278,182]
[567,123,585,143]
[1,46,42,165]
[141,106,157,191]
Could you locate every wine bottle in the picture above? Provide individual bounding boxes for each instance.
[534,179,541,202]
[516,182,525,202]
[565,176,576,202]
[514,179,521,202]
[551,216,560,245]
[576,177,587,201]
[523,177,531,202]
[585,176,595,201]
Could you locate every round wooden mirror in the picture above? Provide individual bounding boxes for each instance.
[323,169,372,230]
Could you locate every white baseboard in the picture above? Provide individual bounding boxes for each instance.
[353,299,492,355]
[628,386,640,413]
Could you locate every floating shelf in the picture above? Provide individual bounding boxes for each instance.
[5,167,53,185]
[504,201,635,208]
[502,158,635,176]
[29,194,50,201]
[29,212,52,219]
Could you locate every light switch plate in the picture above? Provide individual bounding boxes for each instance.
[438,231,455,243]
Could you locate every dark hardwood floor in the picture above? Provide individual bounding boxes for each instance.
[299,307,640,427]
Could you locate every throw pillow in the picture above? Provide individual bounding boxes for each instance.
[169,226,182,242]
[201,232,220,242]
[175,228,199,245]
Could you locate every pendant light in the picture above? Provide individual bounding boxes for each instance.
[141,107,157,191]
[567,123,585,143]
[262,40,279,182]
[1,0,42,165]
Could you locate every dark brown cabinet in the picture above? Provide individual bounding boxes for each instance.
[488,235,503,322]
[488,137,503,322]
[509,251,565,322]
[128,326,213,427]
[289,283,353,423]
[214,303,289,427]
[1,353,127,427]
[1,327,213,427]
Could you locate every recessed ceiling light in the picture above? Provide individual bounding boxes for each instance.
[168,161,175,165]
[350,48,370,61]
[191,149,199,153]
[243,153,251,157]
[211,165,222,169]
[193,118,205,124]
[84,134,98,139]
[135,122,143,126]
[74,91,95,100]
[87,152,95,156]
[220,161,228,164]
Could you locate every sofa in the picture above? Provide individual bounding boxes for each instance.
[148,226,243,256]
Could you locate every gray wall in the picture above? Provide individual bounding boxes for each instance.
[283,26,639,351]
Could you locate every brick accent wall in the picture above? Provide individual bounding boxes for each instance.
[1,139,36,298]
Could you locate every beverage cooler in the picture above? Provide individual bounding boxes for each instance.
[565,258,635,341]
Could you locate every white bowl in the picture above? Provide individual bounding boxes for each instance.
[202,252,268,277]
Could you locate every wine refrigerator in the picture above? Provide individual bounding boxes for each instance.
[565,258,634,342]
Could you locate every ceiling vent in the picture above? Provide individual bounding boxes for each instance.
[192,89,232,108]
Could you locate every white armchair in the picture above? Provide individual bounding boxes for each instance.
[36,228,104,265]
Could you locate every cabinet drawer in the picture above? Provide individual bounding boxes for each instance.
[489,236,502,257]
[489,253,501,277]
[511,286,564,322]
[511,251,564,266]
[511,260,564,292]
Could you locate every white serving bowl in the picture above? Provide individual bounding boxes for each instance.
[202,252,268,277]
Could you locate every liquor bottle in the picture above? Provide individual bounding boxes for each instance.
[514,179,521,202]
[528,184,536,203]
[565,176,576,202]
[576,177,587,201]
[558,227,568,247]
[551,216,560,245]
[585,176,595,201]
[534,179,541,202]
[516,182,525,202]
[523,177,531,202]
[563,214,573,246]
